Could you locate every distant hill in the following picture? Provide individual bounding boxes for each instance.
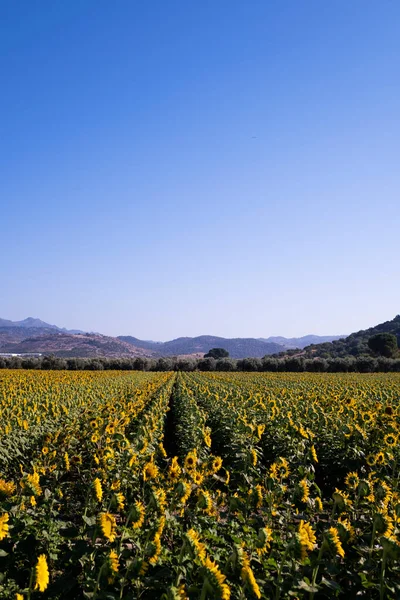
[286,315,400,359]
[116,336,163,352]
[0,317,83,334]
[0,332,154,358]
[0,316,344,359]
[119,335,284,358]
[259,334,345,349]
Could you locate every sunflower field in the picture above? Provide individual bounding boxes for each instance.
[0,370,400,599]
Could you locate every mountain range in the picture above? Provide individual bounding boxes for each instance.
[0,317,343,359]
[0,317,84,334]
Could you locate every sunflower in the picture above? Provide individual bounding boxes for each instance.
[256,424,265,439]
[0,479,16,498]
[333,488,353,508]
[361,411,373,423]
[158,442,167,458]
[204,557,231,600]
[384,433,397,447]
[343,426,353,439]
[169,466,181,482]
[315,497,323,511]
[184,450,197,471]
[298,520,316,560]
[277,457,290,479]
[176,481,191,505]
[252,484,263,509]
[99,512,117,542]
[345,471,360,490]
[310,445,318,463]
[129,453,137,468]
[143,461,159,481]
[210,456,223,474]
[269,463,279,480]
[132,501,145,529]
[192,471,204,486]
[35,554,50,592]
[366,454,376,466]
[186,528,206,562]
[109,550,119,573]
[22,472,42,496]
[240,553,260,599]
[64,452,70,471]
[256,526,273,555]
[299,479,310,503]
[375,452,385,465]
[204,432,212,448]
[198,489,213,515]
[326,527,345,558]
[115,492,125,511]
[149,532,162,565]
[337,516,355,542]
[0,513,9,541]
[93,478,103,502]
[151,488,167,512]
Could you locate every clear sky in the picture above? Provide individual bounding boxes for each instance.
[1,1,399,340]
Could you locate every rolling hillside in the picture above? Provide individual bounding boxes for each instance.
[288,315,400,359]
[0,316,346,359]
[119,335,283,358]
[260,334,344,349]
[0,332,154,358]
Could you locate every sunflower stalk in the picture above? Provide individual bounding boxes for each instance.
[309,546,324,600]
[380,548,388,600]
[26,565,35,600]
[275,543,291,600]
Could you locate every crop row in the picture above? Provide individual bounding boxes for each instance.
[0,370,399,599]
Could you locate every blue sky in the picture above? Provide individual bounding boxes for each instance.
[1,1,399,340]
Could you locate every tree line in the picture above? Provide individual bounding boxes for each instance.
[2,353,400,372]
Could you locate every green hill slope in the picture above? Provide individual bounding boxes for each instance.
[294,315,400,359]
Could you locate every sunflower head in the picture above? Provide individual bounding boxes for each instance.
[184,450,197,471]
[345,471,359,490]
[384,433,397,447]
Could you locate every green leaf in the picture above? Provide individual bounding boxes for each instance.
[298,580,318,593]
[321,577,342,592]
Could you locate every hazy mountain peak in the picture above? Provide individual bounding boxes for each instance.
[19,317,59,328]
[0,317,84,334]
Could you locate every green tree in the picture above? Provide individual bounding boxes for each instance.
[215,358,237,371]
[368,333,398,358]
[204,347,229,359]
[197,357,216,371]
